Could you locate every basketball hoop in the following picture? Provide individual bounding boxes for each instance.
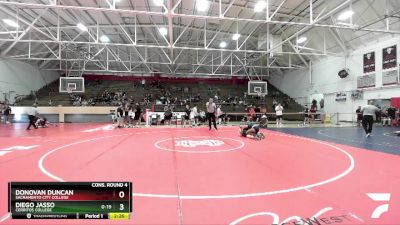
[67,88,72,94]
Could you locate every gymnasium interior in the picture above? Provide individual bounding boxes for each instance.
[0,0,399,224]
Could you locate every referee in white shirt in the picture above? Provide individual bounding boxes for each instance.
[27,103,38,130]
[206,98,217,130]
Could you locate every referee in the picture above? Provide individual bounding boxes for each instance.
[206,98,217,130]
[26,103,38,130]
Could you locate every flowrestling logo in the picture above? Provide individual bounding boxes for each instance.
[175,140,225,148]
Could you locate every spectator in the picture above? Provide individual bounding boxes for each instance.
[272,98,278,109]
[275,103,284,128]
[81,99,88,106]
[310,104,317,123]
[4,104,11,124]
[216,105,223,125]
[356,106,362,126]
[376,106,382,123]
[199,110,206,123]
[382,109,391,126]
[141,79,146,89]
[387,106,396,126]
[183,105,191,127]
[133,103,142,128]
[124,104,130,124]
[191,105,199,126]
[116,104,124,128]
[302,105,310,126]
[164,106,173,126]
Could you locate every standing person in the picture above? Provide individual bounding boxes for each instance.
[272,98,278,110]
[275,103,284,128]
[0,103,4,123]
[302,105,310,126]
[116,104,124,128]
[356,106,363,126]
[216,105,223,125]
[206,98,217,130]
[164,106,172,126]
[309,104,317,123]
[124,103,130,125]
[128,106,135,127]
[4,104,11,124]
[361,104,380,137]
[190,105,198,126]
[387,106,396,126]
[26,103,38,130]
[133,103,142,128]
[183,105,191,127]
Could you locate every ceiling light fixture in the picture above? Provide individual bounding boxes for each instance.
[159,27,168,36]
[338,10,354,21]
[100,35,110,43]
[254,1,267,12]
[196,0,210,12]
[77,23,88,32]
[219,41,227,48]
[232,33,240,41]
[2,19,19,28]
[296,37,307,44]
[153,0,163,6]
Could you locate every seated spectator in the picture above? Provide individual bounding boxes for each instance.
[310,104,317,123]
[199,110,206,123]
[81,99,88,106]
[382,109,391,126]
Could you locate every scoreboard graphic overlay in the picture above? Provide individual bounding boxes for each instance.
[8,182,132,220]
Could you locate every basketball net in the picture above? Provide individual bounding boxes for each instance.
[67,88,73,94]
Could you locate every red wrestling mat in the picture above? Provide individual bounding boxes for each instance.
[0,123,399,224]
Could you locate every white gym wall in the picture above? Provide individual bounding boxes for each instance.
[0,59,59,103]
[269,35,400,121]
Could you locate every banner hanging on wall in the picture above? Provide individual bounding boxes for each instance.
[382,68,399,86]
[382,45,397,70]
[357,73,376,88]
[363,51,375,73]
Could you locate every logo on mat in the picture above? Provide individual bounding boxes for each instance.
[175,140,225,148]
[367,193,391,219]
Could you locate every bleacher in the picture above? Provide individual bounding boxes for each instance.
[18,78,303,115]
